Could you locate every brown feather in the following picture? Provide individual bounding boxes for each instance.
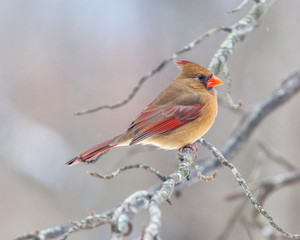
[116,60,218,148]
[67,60,222,165]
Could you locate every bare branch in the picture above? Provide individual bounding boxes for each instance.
[143,148,195,240]
[217,150,263,240]
[74,27,226,115]
[15,225,73,240]
[208,0,275,75]
[198,138,300,239]
[217,199,248,240]
[88,163,168,181]
[227,171,300,201]
[222,62,242,109]
[257,138,298,171]
[183,152,217,181]
[224,171,300,239]
[15,148,195,240]
[111,190,150,237]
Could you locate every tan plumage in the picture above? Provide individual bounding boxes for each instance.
[67,60,223,166]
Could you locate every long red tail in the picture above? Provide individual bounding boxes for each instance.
[66,139,117,166]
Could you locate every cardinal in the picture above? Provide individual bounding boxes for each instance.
[67,60,223,166]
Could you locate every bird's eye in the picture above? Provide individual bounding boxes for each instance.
[198,75,206,81]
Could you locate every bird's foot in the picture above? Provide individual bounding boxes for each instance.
[178,142,198,160]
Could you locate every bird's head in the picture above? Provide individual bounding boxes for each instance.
[174,60,223,91]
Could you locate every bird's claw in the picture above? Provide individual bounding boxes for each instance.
[178,142,198,160]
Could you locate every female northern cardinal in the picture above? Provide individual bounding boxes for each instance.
[67,60,223,166]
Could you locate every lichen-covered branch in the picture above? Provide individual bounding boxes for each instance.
[223,171,300,239]
[143,148,194,240]
[15,148,195,240]
[208,0,275,75]
[198,138,300,239]
[226,171,300,202]
[88,163,168,181]
[217,153,263,240]
[208,0,274,108]
[222,62,242,109]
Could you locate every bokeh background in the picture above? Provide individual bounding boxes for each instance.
[1,0,299,239]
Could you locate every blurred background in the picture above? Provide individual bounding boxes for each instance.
[1,0,299,239]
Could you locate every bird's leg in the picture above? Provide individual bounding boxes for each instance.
[178,142,198,160]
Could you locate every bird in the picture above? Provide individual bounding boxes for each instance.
[66,60,223,166]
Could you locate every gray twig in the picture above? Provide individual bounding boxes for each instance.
[217,149,262,240]
[143,148,194,240]
[74,27,226,115]
[222,62,242,109]
[88,163,168,181]
[198,138,300,239]
[257,138,298,171]
[208,0,274,75]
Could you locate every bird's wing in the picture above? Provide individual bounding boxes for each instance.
[128,104,204,145]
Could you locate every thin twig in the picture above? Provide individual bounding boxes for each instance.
[218,97,246,115]
[257,138,298,171]
[88,163,168,181]
[184,156,217,181]
[217,149,262,240]
[240,217,255,240]
[217,199,248,240]
[225,171,300,201]
[74,27,228,115]
[198,138,300,239]
[111,190,150,237]
[208,0,274,75]
[143,148,194,240]
[222,62,242,109]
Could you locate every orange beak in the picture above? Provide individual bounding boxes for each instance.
[207,75,223,88]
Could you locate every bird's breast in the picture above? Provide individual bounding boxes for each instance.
[143,97,218,149]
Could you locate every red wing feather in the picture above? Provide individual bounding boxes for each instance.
[129,104,204,145]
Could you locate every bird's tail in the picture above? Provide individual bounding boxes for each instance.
[66,138,118,166]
